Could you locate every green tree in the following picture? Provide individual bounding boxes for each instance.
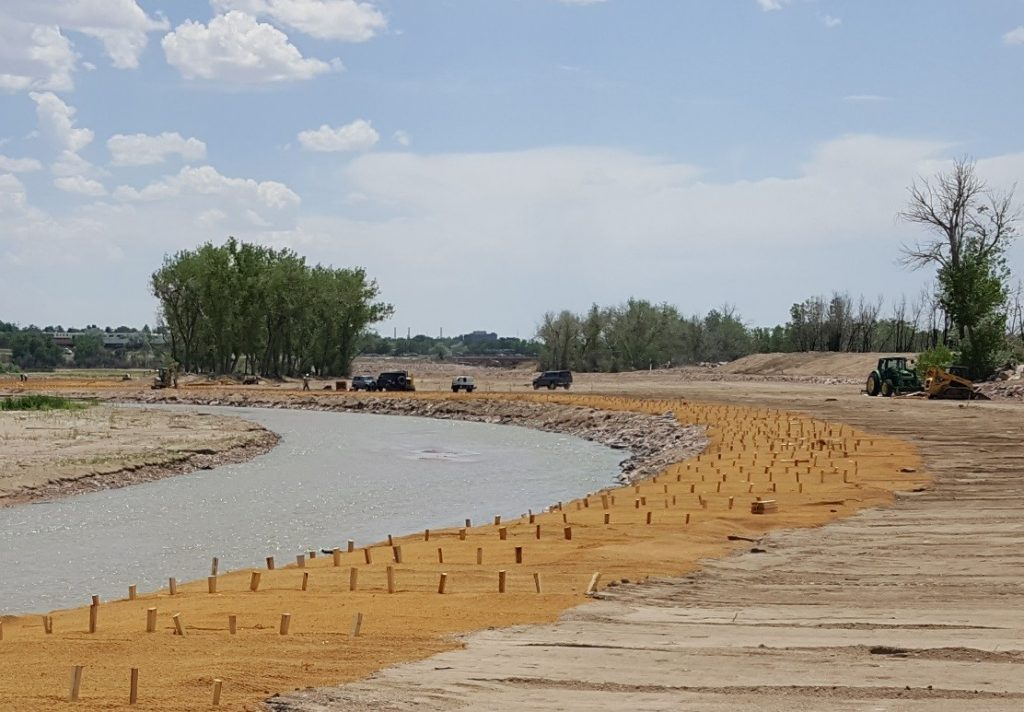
[11,331,62,370]
[72,333,109,368]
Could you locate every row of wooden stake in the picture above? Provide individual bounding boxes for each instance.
[66,665,222,706]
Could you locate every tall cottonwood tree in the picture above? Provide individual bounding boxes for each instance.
[899,158,1019,375]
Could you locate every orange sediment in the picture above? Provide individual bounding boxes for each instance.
[0,393,926,711]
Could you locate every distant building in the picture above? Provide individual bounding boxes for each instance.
[459,330,498,344]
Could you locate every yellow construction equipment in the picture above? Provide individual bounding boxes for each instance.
[923,366,989,400]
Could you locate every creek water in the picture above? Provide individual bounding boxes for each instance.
[0,405,624,615]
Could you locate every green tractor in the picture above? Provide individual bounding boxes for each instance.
[866,356,922,397]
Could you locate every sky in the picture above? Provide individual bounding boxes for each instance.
[1,0,1023,338]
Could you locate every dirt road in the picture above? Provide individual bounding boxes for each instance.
[273,380,1024,711]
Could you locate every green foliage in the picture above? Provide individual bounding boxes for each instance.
[151,238,393,377]
[72,333,114,368]
[10,331,63,370]
[0,395,85,411]
[915,344,956,379]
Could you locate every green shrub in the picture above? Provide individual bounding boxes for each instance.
[915,345,956,379]
[0,395,86,411]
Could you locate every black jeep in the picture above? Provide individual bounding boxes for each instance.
[532,370,572,390]
[376,370,416,391]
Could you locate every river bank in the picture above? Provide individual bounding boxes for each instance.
[0,385,926,712]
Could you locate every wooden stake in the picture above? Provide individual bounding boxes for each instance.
[211,557,219,577]
[296,554,305,568]
[476,547,483,565]
[249,571,261,592]
[146,608,157,633]
[601,494,609,510]
[363,548,372,565]
[91,594,100,607]
[645,511,652,525]
[279,613,291,635]
[266,556,275,570]
[498,527,507,540]
[347,539,355,553]
[301,572,309,591]
[332,549,341,567]
[424,529,430,541]
[728,496,734,510]
[349,567,358,591]
[515,546,523,564]
[465,518,471,528]
[586,572,602,595]
[498,570,507,593]
[437,547,444,564]
[68,665,83,702]
[228,615,236,634]
[208,576,218,594]
[685,513,691,525]
[387,534,393,546]
[44,615,53,634]
[535,524,541,539]
[533,572,542,593]
[88,604,98,633]
[386,566,395,593]
[168,577,177,596]
[392,545,402,564]
[350,612,363,638]
[129,667,139,705]
[493,515,501,525]
[437,572,448,594]
[172,613,184,636]
[603,513,610,525]
[128,584,137,601]
[563,526,572,541]
[458,528,466,541]
[212,679,222,707]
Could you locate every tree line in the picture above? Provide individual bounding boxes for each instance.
[151,238,392,377]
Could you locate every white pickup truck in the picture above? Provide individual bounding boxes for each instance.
[451,376,476,393]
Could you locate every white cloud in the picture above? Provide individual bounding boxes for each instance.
[823,14,842,28]
[107,132,207,166]
[30,92,94,152]
[1003,26,1024,45]
[757,0,784,10]
[51,150,96,178]
[212,0,387,42]
[298,119,379,152]
[162,11,336,84]
[0,174,29,214]
[0,22,77,92]
[114,164,300,210]
[54,175,107,196]
[0,156,44,173]
[0,1,166,92]
[393,130,411,147]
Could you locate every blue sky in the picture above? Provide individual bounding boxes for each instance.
[1,0,1022,337]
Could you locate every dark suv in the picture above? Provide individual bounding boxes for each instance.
[350,375,378,391]
[532,370,572,390]
[376,370,416,391]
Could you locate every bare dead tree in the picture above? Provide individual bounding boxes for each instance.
[899,157,1018,273]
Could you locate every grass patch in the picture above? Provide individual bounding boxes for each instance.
[0,395,87,411]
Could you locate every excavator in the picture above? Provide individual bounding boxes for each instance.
[923,366,990,400]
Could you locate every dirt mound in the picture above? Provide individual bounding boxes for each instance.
[718,352,916,380]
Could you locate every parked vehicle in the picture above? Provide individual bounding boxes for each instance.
[532,370,572,390]
[351,375,378,391]
[376,370,416,391]
[451,376,476,393]
[865,357,920,397]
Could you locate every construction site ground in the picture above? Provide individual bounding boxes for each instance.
[0,353,1021,710]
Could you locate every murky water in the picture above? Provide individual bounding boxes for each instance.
[0,406,624,615]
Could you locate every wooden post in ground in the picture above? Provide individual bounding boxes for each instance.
[533,572,542,593]
[347,539,355,553]
[228,615,237,634]
[392,545,403,563]
[535,524,541,539]
[332,549,341,567]
[249,571,261,592]
[211,557,219,576]
[88,603,98,633]
[172,613,184,636]
[145,608,157,633]
[128,584,137,601]
[296,554,305,568]
[563,526,572,541]
[645,512,652,525]
[438,572,447,594]
[424,529,430,541]
[476,547,483,565]
[437,547,444,564]
[515,546,523,564]
[363,548,372,565]
[586,572,602,595]
[208,576,218,594]
[459,528,466,541]
[301,572,309,591]
[266,556,275,570]
[493,515,501,525]
[68,665,84,702]
[349,567,358,591]
[604,513,610,525]
[212,679,222,707]
[498,570,507,593]
[129,667,139,706]
[168,578,177,596]
[498,527,507,540]
[279,613,291,635]
[350,612,363,638]
[386,566,395,593]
